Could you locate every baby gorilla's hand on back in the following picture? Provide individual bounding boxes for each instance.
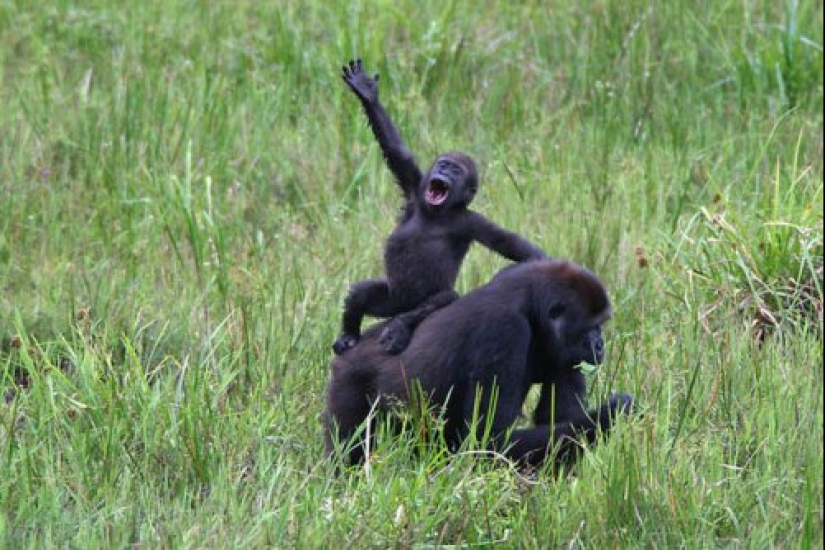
[332,334,359,355]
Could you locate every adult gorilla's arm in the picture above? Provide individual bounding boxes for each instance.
[510,394,634,467]
[445,311,631,468]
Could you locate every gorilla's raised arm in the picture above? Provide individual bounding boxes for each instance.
[342,59,423,197]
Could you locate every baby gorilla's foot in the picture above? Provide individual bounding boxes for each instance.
[332,333,359,355]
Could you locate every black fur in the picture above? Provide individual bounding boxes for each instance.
[324,259,634,468]
[333,59,547,356]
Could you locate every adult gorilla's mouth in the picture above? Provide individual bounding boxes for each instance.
[425,178,450,205]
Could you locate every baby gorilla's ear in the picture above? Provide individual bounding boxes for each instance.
[464,184,477,205]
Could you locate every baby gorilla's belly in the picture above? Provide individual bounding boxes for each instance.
[384,231,462,305]
[385,265,451,306]
[385,259,456,306]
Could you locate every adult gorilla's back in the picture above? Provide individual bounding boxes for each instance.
[324,259,633,467]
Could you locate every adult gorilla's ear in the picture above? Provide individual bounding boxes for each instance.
[547,302,566,319]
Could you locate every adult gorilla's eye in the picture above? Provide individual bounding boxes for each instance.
[548,303,566,319]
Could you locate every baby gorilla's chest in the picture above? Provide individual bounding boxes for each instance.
[385,216,471,262]
[384,224,468,297]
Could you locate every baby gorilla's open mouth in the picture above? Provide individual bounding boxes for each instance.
[425,178,450,206]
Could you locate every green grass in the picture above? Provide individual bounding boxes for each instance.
[1,0,822,546]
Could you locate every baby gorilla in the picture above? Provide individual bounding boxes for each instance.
[333,59,547,356]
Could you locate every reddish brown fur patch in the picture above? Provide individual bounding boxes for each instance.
[544,260,611,317]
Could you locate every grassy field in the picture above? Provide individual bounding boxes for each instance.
[1,0,822,547]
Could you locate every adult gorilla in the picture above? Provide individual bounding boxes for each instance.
[324,259,634,468]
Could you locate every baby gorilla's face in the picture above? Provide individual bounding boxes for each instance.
[423,158,462,206]
[421,153,478,211]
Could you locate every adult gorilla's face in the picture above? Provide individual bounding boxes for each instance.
[578,326,605,365]
[543,294,611,368]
